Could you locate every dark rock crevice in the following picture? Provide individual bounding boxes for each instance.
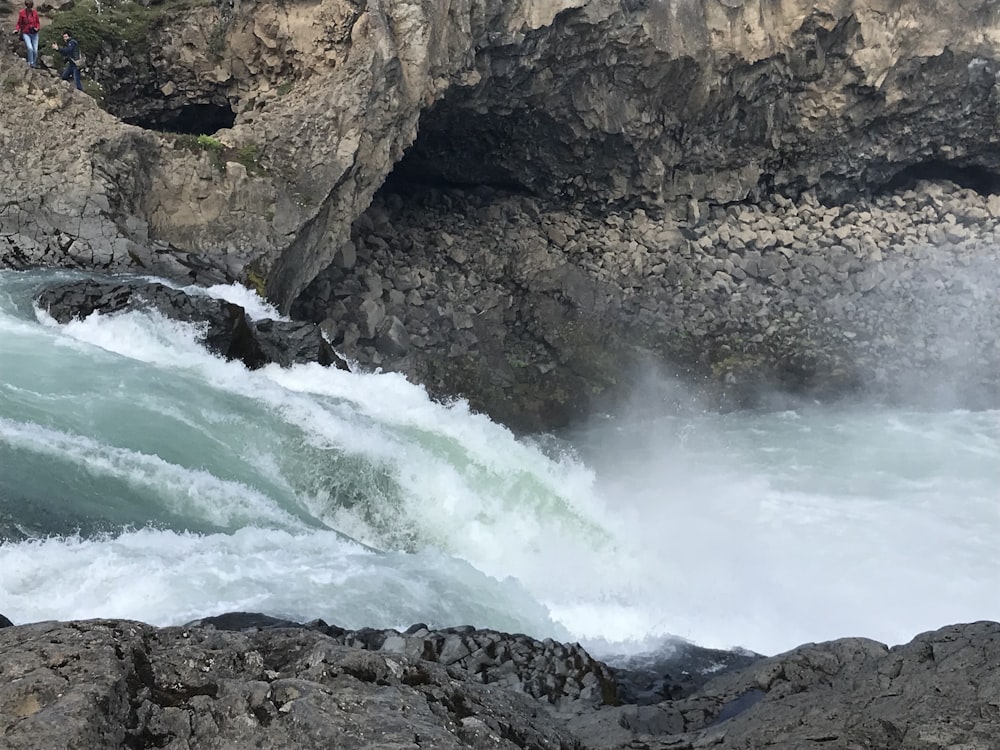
[123,102,237,136]
[882,160,1000,196]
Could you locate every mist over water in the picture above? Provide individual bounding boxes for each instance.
[1,270,999,657]
[564,398,1000,652]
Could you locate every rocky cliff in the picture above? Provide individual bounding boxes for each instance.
[3,0,1000,427]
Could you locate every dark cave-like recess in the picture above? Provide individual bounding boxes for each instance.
[125,103,236,136]
[378,100,578,197]
[384,121,534,195]
[883,161,1000,195]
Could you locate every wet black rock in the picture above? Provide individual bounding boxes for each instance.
[35,278,348,371]
[611,640,764,703]
[185,612,314,632]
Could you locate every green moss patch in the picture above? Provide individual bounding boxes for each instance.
[171,134,265,175]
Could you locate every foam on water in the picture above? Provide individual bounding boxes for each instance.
[563,406,1000,652]
[2,270,1000,656]
[0,527,563,637]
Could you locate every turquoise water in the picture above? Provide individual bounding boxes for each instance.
[1,269,999,655]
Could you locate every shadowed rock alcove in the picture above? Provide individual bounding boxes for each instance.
[883,161,1000,195]
[124,102,237,136]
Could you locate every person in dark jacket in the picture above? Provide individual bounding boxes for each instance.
[51,30,82,90]
[13,0,40,68]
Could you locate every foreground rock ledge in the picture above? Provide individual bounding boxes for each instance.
[0,617,998,749]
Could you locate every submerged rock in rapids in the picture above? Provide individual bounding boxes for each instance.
[34,278,348,372]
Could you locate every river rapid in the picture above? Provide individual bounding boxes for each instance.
[1,269,998,658]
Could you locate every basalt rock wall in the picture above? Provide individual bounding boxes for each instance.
[295,179,1000,429]
[2,0,557,301]
[404,0,1000,208]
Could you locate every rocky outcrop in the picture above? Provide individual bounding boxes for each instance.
[35,277,348,371]
[1,616,999,749]
[0,618,582,750]
[187,613,625,711]
[565,621,1000,749]
[3,0,539,305]
[294,179,1000,429]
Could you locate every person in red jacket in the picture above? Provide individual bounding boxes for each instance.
[13,0,40,68]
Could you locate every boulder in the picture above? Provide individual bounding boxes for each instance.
[34,278,348,371]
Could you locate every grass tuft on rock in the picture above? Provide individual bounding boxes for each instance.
[172,134,266,175]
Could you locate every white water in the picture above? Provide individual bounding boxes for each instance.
[1,270,999,656]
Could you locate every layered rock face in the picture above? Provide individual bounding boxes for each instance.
[2,0,539,301]
[296,179,1000,428]
[1,615,999,749]
[400,0,1000,208]
[4,0,1000,426]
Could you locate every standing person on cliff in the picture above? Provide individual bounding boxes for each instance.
[51,30,82,91]
[12,0,40,68]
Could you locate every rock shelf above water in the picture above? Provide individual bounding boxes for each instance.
[1,614,998,749]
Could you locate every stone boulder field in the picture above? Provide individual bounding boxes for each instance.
[3,0,1000,427]
[1,613,1000,749]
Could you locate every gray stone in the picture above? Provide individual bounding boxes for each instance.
[357,297,386,339]
[34,279,348,371]
[4,619,1000,750]
[375,316,410,356]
